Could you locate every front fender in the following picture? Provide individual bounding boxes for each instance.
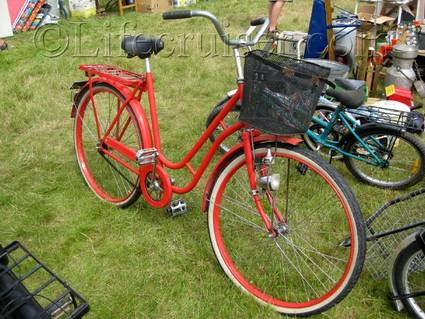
[71,78,153,148]
[201,135,302,213]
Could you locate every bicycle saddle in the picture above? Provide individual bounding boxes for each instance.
[121,35,164,59]
[335,78,366,91]
[326,78,366,109]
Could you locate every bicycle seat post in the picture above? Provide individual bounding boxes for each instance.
[144,56,162,151]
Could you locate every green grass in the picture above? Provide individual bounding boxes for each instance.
[1,0,425,318]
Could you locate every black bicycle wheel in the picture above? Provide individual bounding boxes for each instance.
[344,126,425,189]
[393,237,425,318]
[206,96,241,153]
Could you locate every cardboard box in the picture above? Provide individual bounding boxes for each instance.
[136,0,170,13]
[357,4,395,32]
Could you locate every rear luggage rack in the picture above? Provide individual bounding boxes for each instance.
[0,241,89,319]
[348,106,425,134]
[80,64,146,87]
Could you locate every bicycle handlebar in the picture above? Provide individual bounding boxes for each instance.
[250,17,267,27]
[162,10,269,47]
[163,10,192,20]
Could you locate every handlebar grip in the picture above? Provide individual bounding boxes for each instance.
[250,17,267,26]
[163,10,192,20]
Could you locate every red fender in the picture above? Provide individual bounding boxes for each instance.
[71,78,153,149]
[201,134,302,213]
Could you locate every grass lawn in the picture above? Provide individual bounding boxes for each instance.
[1,0,425,318]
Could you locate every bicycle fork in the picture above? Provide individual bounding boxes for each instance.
[241,131,284,236]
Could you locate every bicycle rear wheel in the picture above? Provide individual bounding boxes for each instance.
[392,236,425,319]
[344,127,425,189]
[74,83,142,207]
[207,144,365,316]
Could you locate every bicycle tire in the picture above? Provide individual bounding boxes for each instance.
[206,97,241,154]
[392,237,425,318]
[73,83,142,208]
[344,126,425,190]
[207,144,366,316]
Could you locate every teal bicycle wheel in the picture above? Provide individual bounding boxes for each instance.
[344,126,425,189]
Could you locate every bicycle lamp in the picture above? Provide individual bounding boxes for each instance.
[257,174,281,191]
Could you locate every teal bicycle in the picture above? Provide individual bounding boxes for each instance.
[207,77,425,189]
[303,78,425,189]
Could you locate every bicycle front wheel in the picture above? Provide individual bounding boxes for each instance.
[392,236,425,319]
[207,144,365,316]
[344,127,425,189]
[74,83,142,207]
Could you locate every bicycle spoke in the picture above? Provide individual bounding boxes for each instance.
[290,231,347,264]
[215,202,265,232]
[282,235,340,284]
[221,195,260,217]
[78,112,98,142]
[275,240,318,299]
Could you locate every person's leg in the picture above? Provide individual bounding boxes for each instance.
[269,0,285,32]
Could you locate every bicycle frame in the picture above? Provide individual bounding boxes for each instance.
[79,56,300,223]
[94,68,243,193]
[307,106,388,166]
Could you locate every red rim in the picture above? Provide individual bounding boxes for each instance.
[75,87,141,204]
[212,150,356,309]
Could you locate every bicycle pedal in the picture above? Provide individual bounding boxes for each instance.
[167,199,188,217]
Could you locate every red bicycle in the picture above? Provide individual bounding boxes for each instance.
[70,10,366,316]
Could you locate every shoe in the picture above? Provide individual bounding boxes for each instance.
[0,40,8,51]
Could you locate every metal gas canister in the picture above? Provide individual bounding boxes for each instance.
[385,44,418,90]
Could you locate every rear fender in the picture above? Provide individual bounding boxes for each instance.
[71,78,153,148]
[70,80,88,118]
[201,135,302,213]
